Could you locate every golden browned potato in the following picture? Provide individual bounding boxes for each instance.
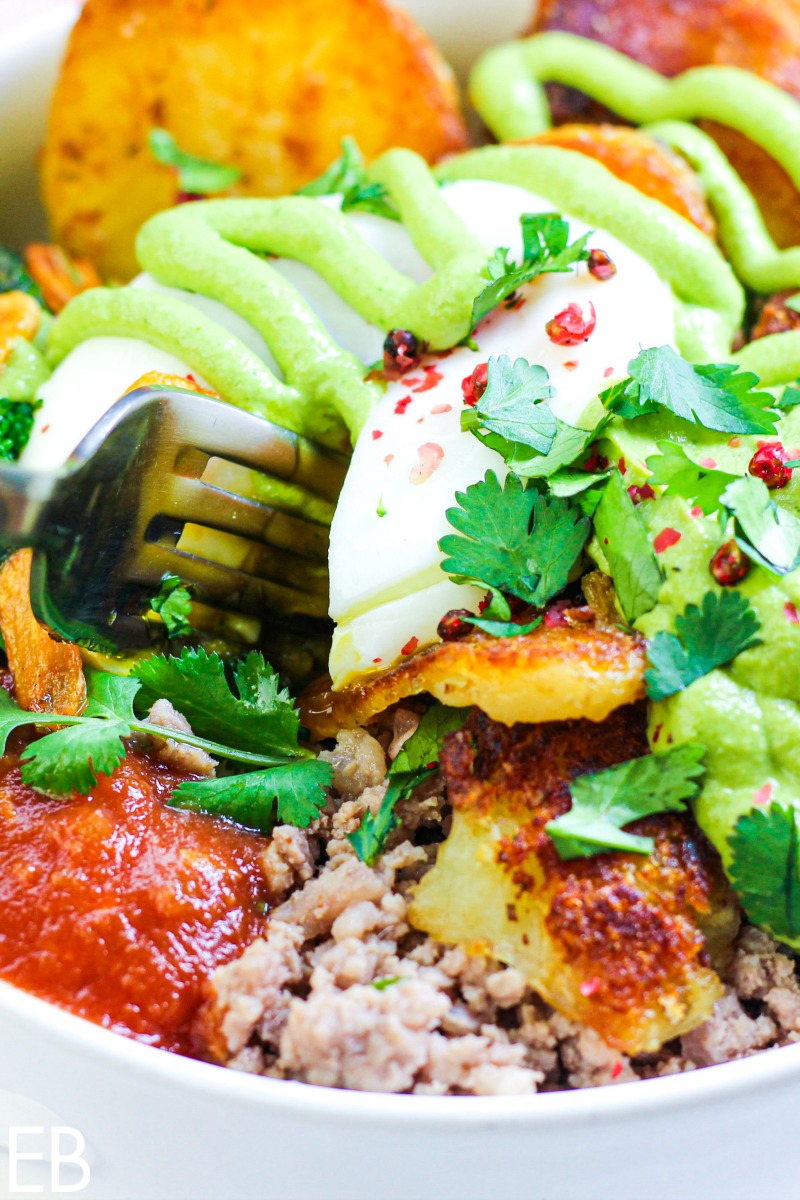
[301,619,646,739]
[42,0,468,280]
[531,0,800,248]
[409,704,740,1056]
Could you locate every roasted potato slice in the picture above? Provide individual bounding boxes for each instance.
[409,705,740,1056]
[41,0,468,280]
[531,0,800,249]
[301,621,646,739]
[0,549,86,716]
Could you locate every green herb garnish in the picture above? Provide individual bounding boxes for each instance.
[593,469,662,623]
[602,345,778,435]
[461,355,556,454]
[297,137,398,221]
[0,649,328,834]
[348,704,465,865]
[645,591,762,700]
[645,441,737,515]
[149,574,193,638]
[721,475,800,576]
[546,743,706,859]
[471,213,591,329]
[439,471,590,609]
[148,128,241,195]
[728,803,800,943]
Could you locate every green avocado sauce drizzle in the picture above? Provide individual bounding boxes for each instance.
[469,32,800,298]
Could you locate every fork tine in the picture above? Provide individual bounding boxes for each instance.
[154,476,331,562]
[144,388,349,502]
[132,542,330,618]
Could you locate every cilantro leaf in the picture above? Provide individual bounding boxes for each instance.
[440,471,590,608]
[169,760,332,834]
[136,647,303,758]
[721,475,800,576]
[471,213,591,329]
[548,467,612,498]
[21,718,129,798]
[593,470,662,623]
[645,442,737,515]
[546,744,705,859]
[148,128,240,195]
[645,590,762,700]
[511,417,611,481]
[462,355,556,453]
[150,574,193,638]
[728,803,800,942]
[602,346,778,435]
[348,704,466,864]
[297,137,397,221]
[775,381,800,410]
[467,615,542,637]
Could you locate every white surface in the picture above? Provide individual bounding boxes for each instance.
[1,8,799,1200]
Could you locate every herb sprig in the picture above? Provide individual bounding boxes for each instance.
[645,591,762,700]
[148,129,241,195]
[297,137,398,221]
[149,574,193,638]
[348,705,466,865]
[729,803,800,943]
[546,744,706,859]
[0,648,330,834]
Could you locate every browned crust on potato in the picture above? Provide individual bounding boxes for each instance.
[530,0,800,248]
[42,0,468,279]
[423,704,738,1051]
[531,124,715,235]
[301,623,647,739]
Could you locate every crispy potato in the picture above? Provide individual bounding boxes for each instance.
[301,621,646,738]
[0,292,41,371]
[0,550,86,716]
[41,0,468,280]
[531,0,800,248]
[409,705,740,1055]
[23,245,102,315]
[531,125,715,235]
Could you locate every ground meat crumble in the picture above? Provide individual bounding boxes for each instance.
[199,717,800,1096]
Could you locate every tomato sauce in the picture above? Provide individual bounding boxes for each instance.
[0,749,270,1054]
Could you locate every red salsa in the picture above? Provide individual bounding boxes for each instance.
[0,749,269,1054]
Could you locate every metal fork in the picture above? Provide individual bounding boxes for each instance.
[0,386,347,653]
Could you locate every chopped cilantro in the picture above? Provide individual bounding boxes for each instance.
[148,128,241,195]
[775,381,800,410]
[471,213,591,329]
[0,398,41,461]
[721,475,800,576]
[371,976,401,990]
[511,416,611,480]
[546,743,706,859]
[601,346,778,435]
[348,704,465,865]
[297,137,398,221]
[461,355,556,454]
[645,590,762,700]
[728,803,800,942]
[645,442,737,515]
[467,615,542,637]
[149,574,193,638]
[593,470,662,623]
[440,471,590,608]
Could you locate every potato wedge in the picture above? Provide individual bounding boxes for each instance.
[409,704,740,1056]
[0,549,86,716]
[531,0,800,248]
[301,621,646,738]
[42,0,468,280]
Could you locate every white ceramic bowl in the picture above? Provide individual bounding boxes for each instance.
[1,7,799,1199]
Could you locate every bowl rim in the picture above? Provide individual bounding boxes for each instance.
[3,0,800,1127]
